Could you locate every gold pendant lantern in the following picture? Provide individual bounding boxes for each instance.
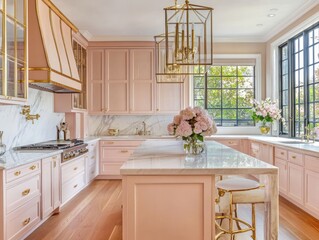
[164,0,213,67]
[155,32,209,83]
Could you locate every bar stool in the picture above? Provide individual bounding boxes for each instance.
[215,178,265,240]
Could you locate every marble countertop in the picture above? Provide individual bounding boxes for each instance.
[82,136,101,143]
[0,149,62,170]
[208,135,319,155]
[120,139,278,176]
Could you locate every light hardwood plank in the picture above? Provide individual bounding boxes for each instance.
[26,180,319,240]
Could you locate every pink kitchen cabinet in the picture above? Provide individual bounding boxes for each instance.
[275,157,288,195]
[156,82,185,114]
[41,155,61,219]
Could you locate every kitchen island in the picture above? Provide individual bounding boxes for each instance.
[121,139,278,240]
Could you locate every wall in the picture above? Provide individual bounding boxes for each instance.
[214,42,267,98]
[88,115,173,136]
[0,88,64,149]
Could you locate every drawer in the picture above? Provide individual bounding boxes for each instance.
[6,174,41,214]
[218,139,240,147]
[61,157,85,184]
[7,196,41,240]
[100,140,143,147]
[275,148,288,160]
[305,155,319,173]
[288,151,304,166]
[6,161,40,183]
[88,154,97,166]
[100,147,135,162]
[62,172,86,204]
[88,141,98,153]
[87,164,97,182]
[100,162,125,176]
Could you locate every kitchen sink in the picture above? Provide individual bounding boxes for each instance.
[278,141,304,144]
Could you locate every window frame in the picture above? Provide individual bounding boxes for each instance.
[191,54,262,133]
[278,22,319,137]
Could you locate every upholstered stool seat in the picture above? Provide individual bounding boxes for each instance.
[215,178,264,240]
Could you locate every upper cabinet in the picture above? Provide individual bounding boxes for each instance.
[87,42,187,115]
[88,44,155,115]
[0,0,28,105]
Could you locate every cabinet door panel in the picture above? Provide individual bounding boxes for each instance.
[156,83,184,114]
[275,158,288,194]
[305,170,319,214]
[88,50,104,114]
[105,49,129,113]
[42,159,53,218]
[130,49,154,113]
[288,163,304,205]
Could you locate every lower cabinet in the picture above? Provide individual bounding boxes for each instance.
[304,155,319,218]
[61,155,86,205]
[42,155,61,219]
[287,162,304,205]
[275,157,288,194]
[4,161,41,240]
[99,140,143,178]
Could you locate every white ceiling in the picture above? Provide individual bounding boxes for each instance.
[51,0,319,42]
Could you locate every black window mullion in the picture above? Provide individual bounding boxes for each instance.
[304,31,309,131]
[288,39,295,137]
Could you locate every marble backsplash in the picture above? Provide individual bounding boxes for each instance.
[0,88,64,149]
[88,115,173,136]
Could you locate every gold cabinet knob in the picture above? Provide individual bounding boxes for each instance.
[281,152,284,155]
[22,189,30,196]
[29,165,36,170]
[74,184,78,188]
[107,141,114,144]
[292,155,296,159]
[121,150,128,153]
[23,218,31,226]
[74,167,78,171]
[14,171,21,176]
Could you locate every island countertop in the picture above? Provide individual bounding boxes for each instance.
[120,139,278,176]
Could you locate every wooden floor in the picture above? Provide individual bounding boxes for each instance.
[27,180,319,240]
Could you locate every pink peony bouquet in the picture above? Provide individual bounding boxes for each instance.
[167,106,217,142]
[251,98,285,125]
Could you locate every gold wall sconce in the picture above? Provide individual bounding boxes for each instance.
[20,105,40,124]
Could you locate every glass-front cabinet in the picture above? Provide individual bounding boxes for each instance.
[0,0,28,104]
[72,40,87,110]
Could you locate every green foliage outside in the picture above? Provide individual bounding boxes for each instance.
[193,65,255,126]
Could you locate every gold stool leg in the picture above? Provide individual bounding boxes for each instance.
[251,203,256,240]
[234,204,242,231]
[229,192,234,240]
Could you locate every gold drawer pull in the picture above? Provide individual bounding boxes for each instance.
[23,218,31,226]
[292,156,296,159]
[74,167,78,171]
[228,141,234,144]
[121,150,129,153]
[106,141,114,144]
[281,152,284,155]
[29,165,36,170]
[74,184,78,188]
[22,189,30,196]
[14,171,21,176]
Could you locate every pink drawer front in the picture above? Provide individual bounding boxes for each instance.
[100,162,125,176]
[100,147,135,162]
[218,139,240,147]
[7,196,41,240]
[61,156,85,183]
[6,175,41,214]
[305,155,319,173]
[6,161,40,183]
[62,172,86,204]
[275,148,288,160]
[288,151,304,166]
[100,140,143,147]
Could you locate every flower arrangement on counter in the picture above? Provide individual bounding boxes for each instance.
[167,106,217,155]
[251,98,285,134]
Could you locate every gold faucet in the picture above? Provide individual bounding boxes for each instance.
[301,125,316,143]
[20,105,40,124]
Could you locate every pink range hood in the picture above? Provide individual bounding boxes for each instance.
[28,0,82,93]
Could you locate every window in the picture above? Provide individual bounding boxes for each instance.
[279,22,319,137]
[193,64,255,127]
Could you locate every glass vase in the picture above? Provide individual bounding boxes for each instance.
[259,122,271,135]
[183,138,206,156]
